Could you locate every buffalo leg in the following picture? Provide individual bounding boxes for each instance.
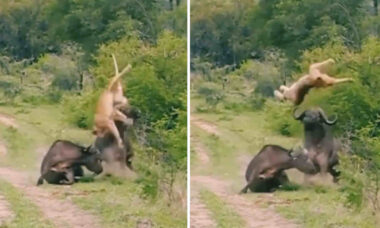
[328,165,340,183]
[278,171,289,185]
[240,175,258,194]
[60,169,75,185]
[328,152,340,182]
[37,176,44,186]
[126,155,133,170]
[240,170,259,194]
[73,166,84,182]
[239,183,251,194]
[73,166,84,177]
[315,153,329,174]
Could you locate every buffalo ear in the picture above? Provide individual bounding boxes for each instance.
[84,145,99,154]
[293,108,305,120]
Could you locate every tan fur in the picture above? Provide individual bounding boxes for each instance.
[274,59,353,105]
[50,162,70,172]
[93,54,132,147]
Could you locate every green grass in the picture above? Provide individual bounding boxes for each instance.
[0,104,92,170]
[0,125,35,169]
[0,179,53,228]
[199,189,244,228]
[49,176,186,228]
[191,97,379,228]
[276,188,378,228]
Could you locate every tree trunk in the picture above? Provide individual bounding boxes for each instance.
[169,0,173,10]
[375,0,378,16]
[79,72,83,91]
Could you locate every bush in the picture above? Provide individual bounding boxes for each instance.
[3,86,21,102]
[46,89,63,103]
[249,93,266,111]
[236,59,282,98]
[197,82,224,109]
[35,53,80,91]
[264,100,301,137]
[62,91,98,129]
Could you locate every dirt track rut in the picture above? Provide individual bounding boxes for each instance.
[0,193,14,225]
[0,167,101,228]
[0,113,18,128]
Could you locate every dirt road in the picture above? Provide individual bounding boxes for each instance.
[0,167,102,228]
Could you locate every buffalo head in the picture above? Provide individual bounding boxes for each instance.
[83,145,103,174]
[293,108,337,126]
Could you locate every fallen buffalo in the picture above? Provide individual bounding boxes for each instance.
[37,140,103,185]
[240,144,317,193]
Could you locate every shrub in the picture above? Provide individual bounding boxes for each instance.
[249,93,266,111]
[197,82,225,110]
[62,91,98,129]
[264,100,301,137]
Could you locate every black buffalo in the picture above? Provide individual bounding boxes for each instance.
[240,145,317,193]
[294,108,340,182]
[37,140,103,185]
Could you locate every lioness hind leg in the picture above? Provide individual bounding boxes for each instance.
[279,85,289,92]
[274,90,285,101]
[309,59,335,74]
[112,109,133,126]
[317,74,354,86]
[95,116,124,147]
[107,120,124,148]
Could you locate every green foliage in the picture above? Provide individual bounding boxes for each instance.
[339,155,366,208]
[0,0,54,59]
[339,120,380,211]
[0,0,184,59]
[36,53,79,91]
[191,0,372,66]
[261,101,299,136]
[237,59,283,97]
[248,93,266,111]
[62,91,98,128]
[191,0,254,66]
[157,1,187,37]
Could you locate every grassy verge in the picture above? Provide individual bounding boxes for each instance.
[0,179,53,228]
[59,176,186,228]
[276,188,378,228]
[0,104,92,170]
[199,189,244,228]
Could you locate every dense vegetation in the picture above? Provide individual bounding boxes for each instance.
[0,0,186,212]
[192,0,379,217]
